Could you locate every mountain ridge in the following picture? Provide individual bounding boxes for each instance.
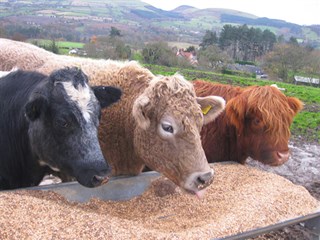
[0,0,318,47]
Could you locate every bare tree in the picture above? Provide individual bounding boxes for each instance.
[304,49,320,85]
[198,45,232,70]
[262,43,309,82]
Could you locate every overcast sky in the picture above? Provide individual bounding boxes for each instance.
[142,0,320,25]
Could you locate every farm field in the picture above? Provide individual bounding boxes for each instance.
[28,39,85,54]
[167,41,199,49]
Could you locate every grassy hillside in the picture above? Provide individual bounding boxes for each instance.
[0,0,319,47]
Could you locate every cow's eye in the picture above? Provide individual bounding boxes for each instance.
[254,118,261,125]
[162,123,174,133]
[159,118,177,138]
[55,119,70,128]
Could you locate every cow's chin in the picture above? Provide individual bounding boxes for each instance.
[184,188,208,199]
[160,173,210,198]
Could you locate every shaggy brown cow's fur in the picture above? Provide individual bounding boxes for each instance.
[193,80,303,166]
[0,38,226,195]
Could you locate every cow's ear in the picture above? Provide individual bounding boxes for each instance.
[132,95,150,130]
[287,96,303,114]
[225,96,246,134]
[197,96,225,125]
[92,86,122,109]
[25,96,48,121]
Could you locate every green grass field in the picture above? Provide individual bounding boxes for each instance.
[28,39,85,54]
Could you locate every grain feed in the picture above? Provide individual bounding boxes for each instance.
[0,163,318,239]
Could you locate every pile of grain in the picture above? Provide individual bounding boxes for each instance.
[0,163,318,239]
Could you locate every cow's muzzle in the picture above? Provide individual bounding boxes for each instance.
[196,170,214,190]
[184,169,214,196]
[91,175,109,187]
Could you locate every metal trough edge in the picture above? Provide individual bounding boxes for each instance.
[215,211,320,240]
[26,171,161,202]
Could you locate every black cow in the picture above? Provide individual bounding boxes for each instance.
[0,67,121,190]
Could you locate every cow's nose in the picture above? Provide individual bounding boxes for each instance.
[91,175,109,187]
[277,150,290,162]
[196,170,214,190]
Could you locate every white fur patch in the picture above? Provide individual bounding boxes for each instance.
[0,67,18,78]
[271,84,286,91]
[61,82,92,122]
[39,160,60,172]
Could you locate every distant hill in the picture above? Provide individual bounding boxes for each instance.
[0,0,319,47]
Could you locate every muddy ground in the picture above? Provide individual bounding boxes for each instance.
[248,140,320,240]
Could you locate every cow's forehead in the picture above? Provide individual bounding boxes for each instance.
[159,96,203,130]
[243,87,295,142]
[148,75,203,128]
[57,81,95,122]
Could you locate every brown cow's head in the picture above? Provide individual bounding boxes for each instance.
[226,85,303,166]
[132,74,225,195]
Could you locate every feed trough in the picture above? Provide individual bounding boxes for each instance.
[1,163,320,239]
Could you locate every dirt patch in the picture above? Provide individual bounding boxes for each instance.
[302,103,320,113]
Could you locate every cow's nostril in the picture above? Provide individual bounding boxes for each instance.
[196,171,214,190]
[91,175,109,187]
[277,151,290,160]
[197,176,206,185]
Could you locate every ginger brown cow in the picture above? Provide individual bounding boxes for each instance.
[0,38,226,195]
[193,80,303,166]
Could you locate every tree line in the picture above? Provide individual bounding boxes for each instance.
[197,24,319,83]
[200,24,277,62]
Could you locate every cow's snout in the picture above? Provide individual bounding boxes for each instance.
[259,149,290,166]
[74,162,112,188]
[276,150,290,164]
[196,171,214,190]
[196,170,214,190]
[184,169,214,195]
[91,174,109,187]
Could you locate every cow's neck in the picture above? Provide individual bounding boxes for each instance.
[228,126,248,164]
[201,114,231,163]
[99,69,151,177]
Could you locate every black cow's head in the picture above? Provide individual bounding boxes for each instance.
[25,67,121,187]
